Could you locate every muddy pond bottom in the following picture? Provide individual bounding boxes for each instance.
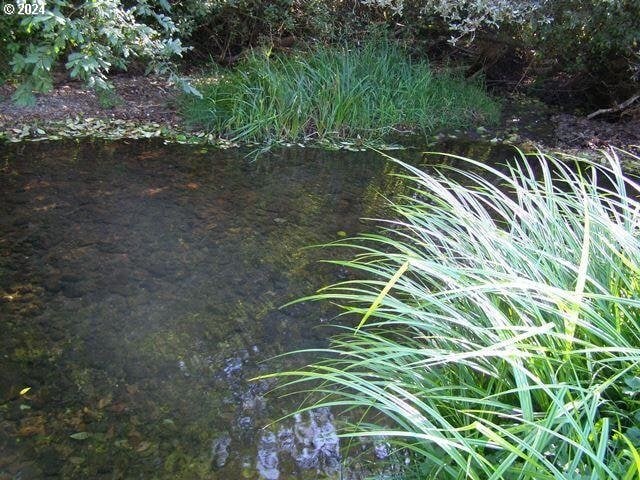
[0,140,516,479]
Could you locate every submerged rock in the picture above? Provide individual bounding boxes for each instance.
[222,351,249,379]
[254,408,341,479]
[374,441,391,460]
[277,426,296,456]
[295,447,319,470]
[211,433,231,469]
[256,431,279,480]
[270,408,342,477]
[308,408,341,474]
[236,415,253,433]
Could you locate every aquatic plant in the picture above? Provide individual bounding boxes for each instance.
[180,39,500,144]
[269,149,640,478]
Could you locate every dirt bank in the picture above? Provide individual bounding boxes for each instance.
[0,75,180,126]
[1,74,639,155]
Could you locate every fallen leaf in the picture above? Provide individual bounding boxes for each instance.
[108,402,127,413]
[136,441,151,452]
[125,384,139,395]
[97,396,112,409]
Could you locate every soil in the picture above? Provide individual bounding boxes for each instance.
[1,74,639,156]
[0,75,181,127]
[552,112,640,152]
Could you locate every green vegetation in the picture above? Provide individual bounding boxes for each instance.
[2,0,637,114]
[270,150,640,478]
[171,0,356,60]
[0,0,190,106]
[528,0,640,103]
[180,41,500,144]
[357,1,639,103]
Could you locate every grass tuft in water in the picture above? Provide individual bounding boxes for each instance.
[180,40,500,144]
[267,149,640,479]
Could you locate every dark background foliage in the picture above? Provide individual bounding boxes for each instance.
[2,0,639,110]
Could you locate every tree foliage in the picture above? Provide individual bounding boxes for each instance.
[171,0,378,61]
[2,0,637,107]
[2,0,189,105]
[362,0,544,40]
[530,0,640,102]
[365,0,639,102]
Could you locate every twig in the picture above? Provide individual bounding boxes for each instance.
[587,93,640,120]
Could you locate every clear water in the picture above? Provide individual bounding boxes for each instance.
[0,140,516,479]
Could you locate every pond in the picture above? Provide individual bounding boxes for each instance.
[0,139,517,479]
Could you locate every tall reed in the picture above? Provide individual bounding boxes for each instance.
[180,40,499,144]
[269,149,640,479]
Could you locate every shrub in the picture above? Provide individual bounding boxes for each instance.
[171,0,392,63]
[271,149,640,478]
[361,0,543,40]
[363,0,639,106]
[180,39,500,144]
[529,0,640,105]
[2,0,190,105]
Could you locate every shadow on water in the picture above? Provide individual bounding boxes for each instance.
[0,139,519,479]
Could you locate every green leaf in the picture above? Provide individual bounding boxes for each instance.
[11,83,37,107]
[356,259,409,332]
[70,432,90,440]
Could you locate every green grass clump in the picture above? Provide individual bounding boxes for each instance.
[269,149,640,479]
[180,41,500,144]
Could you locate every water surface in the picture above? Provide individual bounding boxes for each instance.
[0,140,516,479]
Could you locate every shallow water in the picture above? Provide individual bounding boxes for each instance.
[0,140,517,479]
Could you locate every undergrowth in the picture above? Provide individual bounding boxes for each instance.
[180,40,500,145]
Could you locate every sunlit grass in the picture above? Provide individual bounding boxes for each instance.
[267,149,640,479]
[180,40,500,144]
